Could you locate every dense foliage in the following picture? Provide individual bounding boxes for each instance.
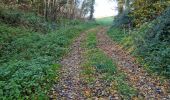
[113,0,169,28]
[135,7,170,76]
[113,10,132,28]
[109,6,170,78]
[0,8,51,33]
[0,12,96,99]
[130,0,169,27]
[0,0,96,21]
[0,0,97,99]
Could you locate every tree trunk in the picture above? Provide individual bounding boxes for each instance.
[44,0,48,21]
[125,0,130,10]
[89,0,95,20]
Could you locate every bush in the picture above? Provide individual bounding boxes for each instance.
[113,10,132,28]
[0,8,50,33]
[130,1,168,27]
[109,7,170,77]
[135,7,170,77]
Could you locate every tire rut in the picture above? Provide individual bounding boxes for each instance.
[49,27,122,100]
[96,27,170,100]
[49,31,87,99]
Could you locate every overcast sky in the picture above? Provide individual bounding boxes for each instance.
[94,0,118,18]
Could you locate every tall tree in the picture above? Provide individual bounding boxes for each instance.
[44,0,48,21]
[125,0,130,10]
[89,0,95,20]
[1,0,92,21]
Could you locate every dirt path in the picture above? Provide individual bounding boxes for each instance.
[49,30,87,99]
[49,28,122,100]
[49,27,169,100]
[97,27,170,100]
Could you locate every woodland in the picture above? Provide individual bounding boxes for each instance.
[0,0,170,99]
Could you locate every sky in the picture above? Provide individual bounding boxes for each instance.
[94,0,118,18]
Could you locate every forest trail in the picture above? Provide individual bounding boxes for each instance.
[97,27,170,100]
[49,29,88,99]
[50,27,170,100]
[49,28,121,99]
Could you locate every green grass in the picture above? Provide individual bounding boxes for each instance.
[96,16,114,26]
[81,30,137,99]
[0,20,97,99]
[83,31,116,74]
[85,31,97,49]
[107,27,128,43]
[114,73,137,99]
[107,27,135,53]
[84,49,117,74]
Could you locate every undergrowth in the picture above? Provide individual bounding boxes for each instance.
[0,17,96,99]
[0,7,93,33]
[108,7,170,78]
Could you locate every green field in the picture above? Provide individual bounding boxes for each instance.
[96,16,114,26]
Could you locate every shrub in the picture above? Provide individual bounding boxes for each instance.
[109,7,170,77]
[0,8,50,33]
[130,1,169,27]
[135,7,170,77]
[113,10,132,28]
